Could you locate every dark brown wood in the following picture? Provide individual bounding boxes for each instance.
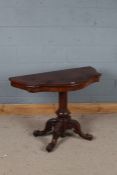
[56,92,70,117]
[33,91,93,152]
[9,66,101,152]
[9,66,101,92]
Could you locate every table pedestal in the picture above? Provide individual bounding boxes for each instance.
[33,92,93,152]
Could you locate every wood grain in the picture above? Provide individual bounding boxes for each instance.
[0,103,117,116]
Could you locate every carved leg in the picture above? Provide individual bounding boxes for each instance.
[33,118,57,137]
[71,119,93,140]
[46,121,63,152]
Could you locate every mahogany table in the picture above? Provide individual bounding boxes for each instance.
[9,66,101,152]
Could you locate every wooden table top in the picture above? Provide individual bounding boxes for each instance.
[9,66,101,92]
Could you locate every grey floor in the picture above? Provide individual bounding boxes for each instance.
[0,113,117,175]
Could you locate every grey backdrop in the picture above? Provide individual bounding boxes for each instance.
[0,0,117,103]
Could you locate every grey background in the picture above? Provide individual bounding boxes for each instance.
[0,0,117,103]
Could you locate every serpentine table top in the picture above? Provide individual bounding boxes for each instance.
[9,66,101,93]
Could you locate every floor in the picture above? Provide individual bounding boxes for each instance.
[0,113,117,175]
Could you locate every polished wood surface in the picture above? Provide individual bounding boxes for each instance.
[9,66,101,92]
[9,67,101,152]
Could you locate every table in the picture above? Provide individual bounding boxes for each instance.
[9,66,101,152]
